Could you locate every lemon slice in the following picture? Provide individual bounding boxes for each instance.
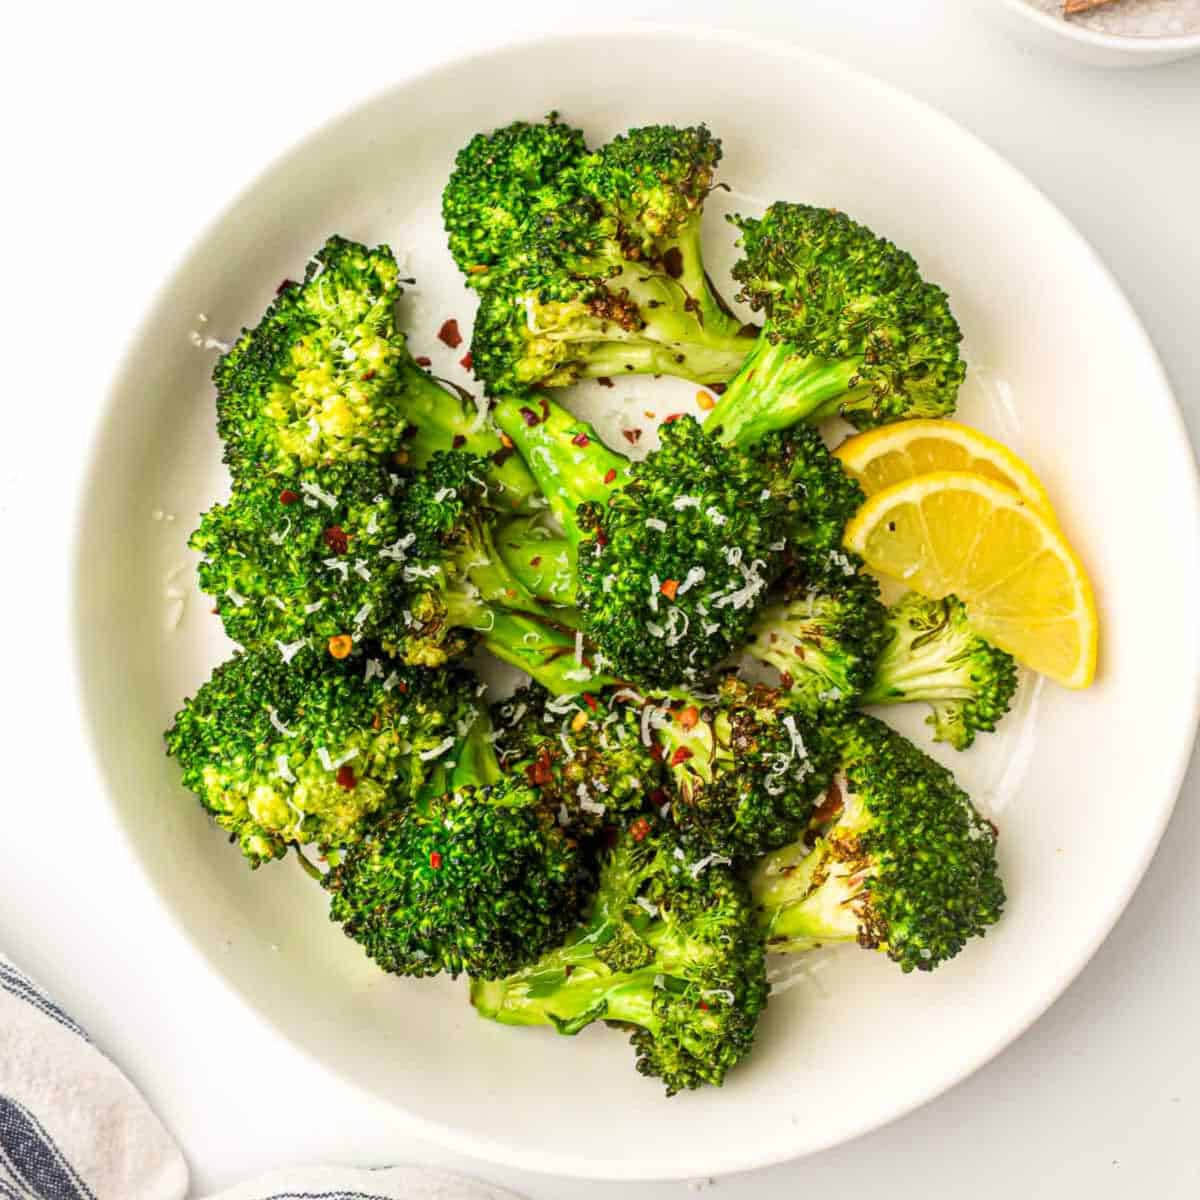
[835,420,1056,518]
[844,471,1098,687]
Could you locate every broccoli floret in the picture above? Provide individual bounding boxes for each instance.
[443,115,589,287]
[747,572,889,717]
[491,685,663,834]
[163,648,477,867]
[471,819,768,1094]
[705,203,965,448]
[468,125,754,395]
[650,676,835,859]
[493,395,863,688]
[863,593,1018,750]
[327,717,588,979]
[751,716,1004,972]
[214,235,537,511]
[191,461,414,664]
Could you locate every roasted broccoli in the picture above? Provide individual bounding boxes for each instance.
[164,648,477,867]
[491,685,663,835]
[747,572,889,717]
[863,592,1018,750]
[465,125,754,395]
[213,235,537,510]
[327,711,589,979]
[705,203,965,448]
[491,395,862,687]
[443,114,589,287]
[751,716,1004,972]
[471,819,768,1094]
[650,675,835,859]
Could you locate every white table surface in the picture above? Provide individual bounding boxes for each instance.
[4,1,1198,1195]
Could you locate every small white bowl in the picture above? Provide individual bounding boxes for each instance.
[993,0,1200,65]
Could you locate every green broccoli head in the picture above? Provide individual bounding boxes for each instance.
[706,203,965,447]
[471,818,769,1094]
[163,648,478,867]
[864,592,1019,750]
[491,685,664,834]
[469,125,753,397]
[191,461,416,664]
[751,715,1005,972]
[748,572,889,717]
[651,676,835,859]
[573,415,793,688]
[443,114,588,286]
[327,773,589,979]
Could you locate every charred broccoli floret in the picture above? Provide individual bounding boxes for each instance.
[443,114,589,287]
[327,715,589,980]
[213,235,537,510]
[650,676,835,859]
[751,716,1004,972]
[747,572,889,717]
[863,593,1019,750]
[163,648,477,867]
[466,125,754,395]
[706,203,965,448]
[491,685,663,835]
[471,819,768,1094]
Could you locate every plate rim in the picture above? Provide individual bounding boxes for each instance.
[70,21,1200,1180]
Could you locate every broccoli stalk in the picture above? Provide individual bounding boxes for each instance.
[863,592,1018,750]
[471,820,768,1094]
[328,710,589,980]
[214,234,538,512]
[705,203,966,448]
[494,517,579,606]
[466,125,755,396]
[750,716,1005,972]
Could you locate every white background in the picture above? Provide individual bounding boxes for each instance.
[3,1,1199,1196]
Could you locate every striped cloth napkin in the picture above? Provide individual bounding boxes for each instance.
[0,955,523,1200]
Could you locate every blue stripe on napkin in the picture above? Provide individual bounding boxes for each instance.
[0,963,88,1042]
[0,1096,96,1200]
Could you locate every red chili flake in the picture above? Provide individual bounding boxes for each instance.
[621,428,642,445]
[322,525,349,554]
[529,555,542,567]
[710,382,727,396]
[677,705,699,729]
[396,680,408,694]
[582,693,598,712]
[603,468,617,484]
[459,351,473,370]
[649,742,664,762]
[437,319,462,349]
[648,788,668,808]
[429,851,443,870]
[697,1000,709,1011]
[361,369,377,381]
[670,746,694,767]
[659,579,679,601]
[629,817,652,843]
[661,413,684,424]
[519,406,540,427]
[414,355,432,367]
[811,781,843,825]
[571,432,590,447]
[597,377,615,388]
[778,671,794,691]
[278,489,300,506]
[526,745,555,788]
[594,530,609,547]
[452,434,466,449]
[335,764,357,790]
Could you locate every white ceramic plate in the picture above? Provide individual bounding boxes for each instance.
[73,28,1200,1180]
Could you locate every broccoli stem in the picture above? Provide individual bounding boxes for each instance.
[705,338,863,448]
[495,519,578,605]
[492,395,630,541]
[664,218,747,346]
[570,332,749,388]
[398,365,539,512]
[482,608,618,694]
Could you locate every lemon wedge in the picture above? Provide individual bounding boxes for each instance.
[844,471,1097,687]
